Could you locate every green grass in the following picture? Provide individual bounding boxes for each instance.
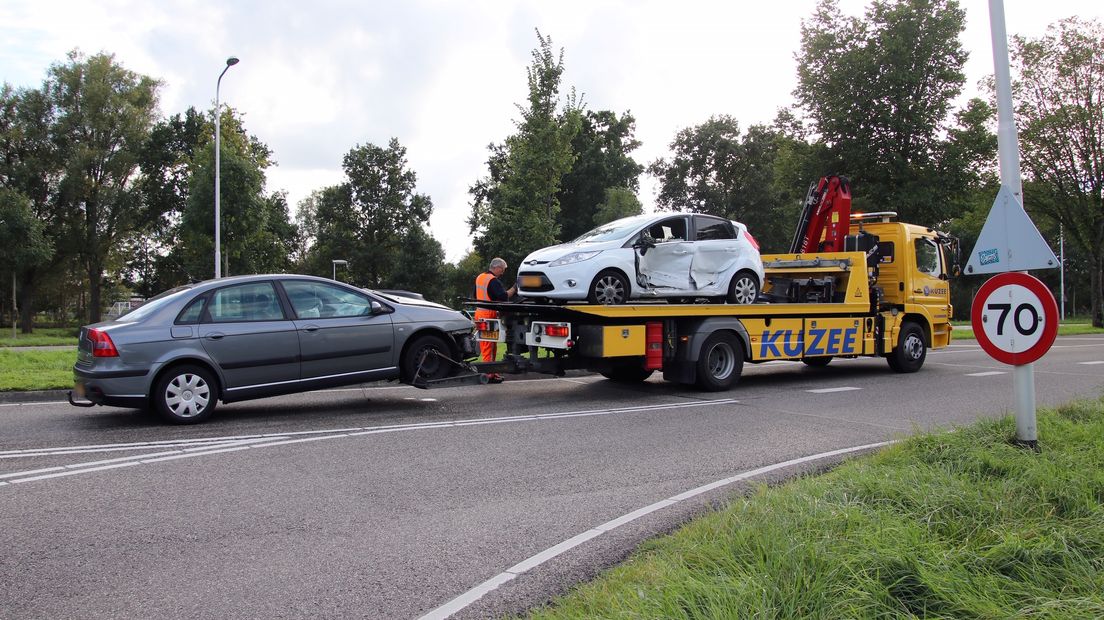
[0,327,79,347]
[952,322,1103,340]
[527,398,1104,619]
[0,349,75,391]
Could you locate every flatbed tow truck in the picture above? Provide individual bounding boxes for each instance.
[416,176,959,391]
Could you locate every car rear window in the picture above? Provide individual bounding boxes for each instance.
[116,285,195,322]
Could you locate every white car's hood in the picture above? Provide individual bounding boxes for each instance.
[521,238,626,264]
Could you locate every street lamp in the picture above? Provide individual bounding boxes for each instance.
[214,56,239,279]
[332,259,348,281]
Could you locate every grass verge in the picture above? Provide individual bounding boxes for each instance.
[0,327,79,347]
[952,323,1103,339]
[0,349,75,391]
[528,398,1104,619]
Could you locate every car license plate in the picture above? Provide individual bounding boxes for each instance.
[479,329,500,341]
[519,275,543,288]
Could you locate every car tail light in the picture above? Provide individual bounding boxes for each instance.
[544,324,570,338]
[88,329,119,357]
[743,230,760,251]
[475,320,492,331]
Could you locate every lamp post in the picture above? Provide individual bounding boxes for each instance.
[332,259,348,281]
[214,56,239,279]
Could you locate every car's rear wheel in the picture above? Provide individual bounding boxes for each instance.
[154,364,218,424]
[588,270,629,305]
[727,270,759,304]
[402,334,453,382]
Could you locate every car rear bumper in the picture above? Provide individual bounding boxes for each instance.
[72,365,150,409]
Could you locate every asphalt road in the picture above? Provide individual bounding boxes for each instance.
[2,336,1102,619]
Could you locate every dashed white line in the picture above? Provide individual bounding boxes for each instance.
[417,439,895,620]
[1078,361,1104,365]
[966,371,1006,377]
[806,386,862,394]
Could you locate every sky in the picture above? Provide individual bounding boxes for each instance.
[1,0,1101,263]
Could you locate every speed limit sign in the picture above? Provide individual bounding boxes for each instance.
[971,272,1058,366]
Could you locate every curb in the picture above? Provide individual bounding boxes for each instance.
[0,389,69,404]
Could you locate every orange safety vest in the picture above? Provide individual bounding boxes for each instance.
[474,271,498,320]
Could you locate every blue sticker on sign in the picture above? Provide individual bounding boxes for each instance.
[978,248,999,265]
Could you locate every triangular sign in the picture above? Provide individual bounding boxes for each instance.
[965,185,1058,275]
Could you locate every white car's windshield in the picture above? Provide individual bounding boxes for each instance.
[571,215,654,243]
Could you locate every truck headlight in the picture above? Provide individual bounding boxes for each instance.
[549,250,601,267]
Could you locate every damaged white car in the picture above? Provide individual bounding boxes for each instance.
[516,213,765,304]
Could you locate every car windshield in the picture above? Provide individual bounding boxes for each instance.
[571,214,655,243]
[116,285,195,323]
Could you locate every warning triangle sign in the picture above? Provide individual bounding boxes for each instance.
[965,185,1058,275]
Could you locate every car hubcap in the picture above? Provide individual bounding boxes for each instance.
[904,335,923,360]
[707,343,735,380]
[165,373,210,418]
[732,277,756,304]
[595,277,624,304]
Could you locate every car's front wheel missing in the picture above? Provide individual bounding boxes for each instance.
[154,364,218,424]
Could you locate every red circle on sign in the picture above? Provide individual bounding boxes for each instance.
[971,272,1058,365]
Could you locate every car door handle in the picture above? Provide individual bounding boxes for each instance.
[206,333,225,340]
[301,325,320,332]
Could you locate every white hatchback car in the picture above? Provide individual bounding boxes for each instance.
[517,213,765,304]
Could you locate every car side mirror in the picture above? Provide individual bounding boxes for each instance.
[633,233,656,256]
[370,300,393,315]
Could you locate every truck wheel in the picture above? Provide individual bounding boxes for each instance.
[888,322,926,373]
[153,364,218,424]
[600,363,654,383]
[695,332,744,391]
[588,270,629,305]
[726,271,759,304]
[403,334,453,382]
[802,356,832,367]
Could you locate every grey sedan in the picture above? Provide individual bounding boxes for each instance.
[70,274,475,423]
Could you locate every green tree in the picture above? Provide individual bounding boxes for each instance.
[648,116,797,252]
[1011,18,1104,326]
[794,0,968,224]
[469,30,582,272]
[557,110,644,241]
[594,186,643,227]
[300,139,437,291]
[47,50,160,323]
[176,107,296,280]
[0,189,53,331]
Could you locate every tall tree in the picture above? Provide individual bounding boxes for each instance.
[301,139,437,291]
[0,189,53,331]
[47,50,160,323]
[1011,18,1104,326]
[557,110,644,241]
[794,0,968,224]
[469,30,582,272]
[649,116,797,252]
[594,186,643,227]
[176,107,296,280]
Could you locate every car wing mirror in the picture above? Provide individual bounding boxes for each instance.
[370,300,393,315]
[633,233,657,256]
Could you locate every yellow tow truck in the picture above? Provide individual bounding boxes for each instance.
[420,177,959,391]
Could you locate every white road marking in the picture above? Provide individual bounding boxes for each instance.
[417,439,895,620]
[0,399,742,487]
[806,387,862,394]
[1078,361,1104,365]
[966,371,1006,377]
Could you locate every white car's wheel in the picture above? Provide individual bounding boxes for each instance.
[588,270,629,305]
[727,270,759,304]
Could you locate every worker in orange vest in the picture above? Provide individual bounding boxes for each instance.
[474,257,516,380]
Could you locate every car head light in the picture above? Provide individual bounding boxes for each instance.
[548,250,601,268]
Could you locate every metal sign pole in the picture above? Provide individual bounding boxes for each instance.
[989,0,1036,447]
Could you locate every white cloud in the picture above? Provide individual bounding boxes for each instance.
[2,0,1100,264]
